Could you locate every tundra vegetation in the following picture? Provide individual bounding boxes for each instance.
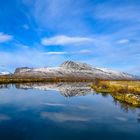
[91,80,140,107]
[0,75,94,84]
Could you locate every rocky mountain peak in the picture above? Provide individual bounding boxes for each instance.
[60,61,93,70]
[14,67,32,74]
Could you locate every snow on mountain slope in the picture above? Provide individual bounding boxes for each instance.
[14,61,134,80]
[60,61,93,70]
[95,67,132,79]
[0,72,11,75]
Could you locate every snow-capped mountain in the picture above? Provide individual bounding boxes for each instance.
[14,61,134,80]
[0,71,11,75]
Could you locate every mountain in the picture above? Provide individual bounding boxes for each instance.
[14,61,134,80]
[60,61,93,70]
[0,71,11,75]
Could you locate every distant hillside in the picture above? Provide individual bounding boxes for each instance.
[0,72,11,75]
[14,61,135,80]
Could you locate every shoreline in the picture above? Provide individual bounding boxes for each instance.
[0,76,140,107]
[0,75,139,84]
[91,80,140,106]
[0,75,96,84]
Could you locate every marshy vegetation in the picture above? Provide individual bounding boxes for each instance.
[0,75,94,84]
[91,80,140,106]
[91,80,140,94]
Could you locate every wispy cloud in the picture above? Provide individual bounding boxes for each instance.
[41,49,92,55]
[41,35,93,46]
[22,0,90,33]
[0,32,13,43]
[23,24,29,30]
[42,51,67,55]
[79,49,92,54]
[94,4,140,22]
[116,39,130,44]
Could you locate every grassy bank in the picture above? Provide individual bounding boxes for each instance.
[0,75,94,84]
[91,80,140,94]
[91,80,140,106]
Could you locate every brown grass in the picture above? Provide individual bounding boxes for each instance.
[91,80,140,94]
[0,75,94,84]
[91,80,140,106]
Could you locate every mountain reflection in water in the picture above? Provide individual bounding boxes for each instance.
[0,82,140,140]
[14,82,139,111]
[0,82,140,112]
[15,82,92,97]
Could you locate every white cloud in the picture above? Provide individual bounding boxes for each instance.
[117,39,130,44]
[79,49,92,54]
[42,51,67,55]
[41,49,92,55]
[23,24,29,30]
[41,35,93,46]
[94,4,140,21]
[0,32,13,43]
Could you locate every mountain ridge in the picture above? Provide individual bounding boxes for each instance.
[14,61,135,80]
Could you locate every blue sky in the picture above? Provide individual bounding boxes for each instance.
[0,0,140,75]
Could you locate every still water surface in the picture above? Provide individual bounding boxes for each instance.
[0,83,140,140]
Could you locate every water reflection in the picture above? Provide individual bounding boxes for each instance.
[15,82,92,97]
[0,84,12,89]
[138,113,140,123]
[112,98,138,112]
[0,83,140,140]
[0,82,140,112]
[15,82,140,114]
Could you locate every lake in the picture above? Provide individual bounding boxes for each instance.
[0,83,140,140]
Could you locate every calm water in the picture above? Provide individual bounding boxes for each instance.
[0,83,140,140]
